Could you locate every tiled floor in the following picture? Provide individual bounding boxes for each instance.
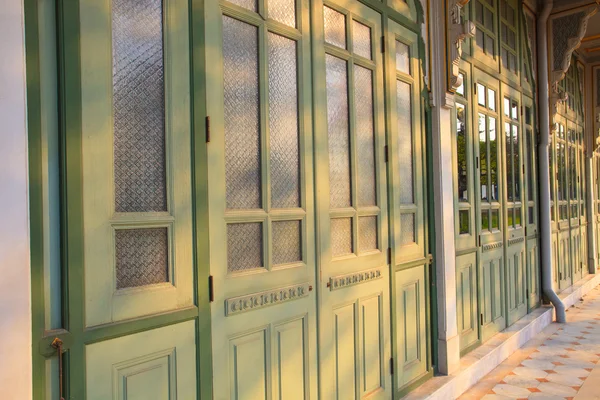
[460,286,600,400]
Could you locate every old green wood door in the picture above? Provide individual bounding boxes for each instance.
[48,0,201,398]
[555,120,571,290]
[313,0,391,398]
[473,69,506,342]
[501,83,527,327]
[205,1,319,399]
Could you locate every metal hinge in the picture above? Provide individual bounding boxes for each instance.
[476,156,479,169]
[384,145,389,163]
[387,247,392,264]
[381,36,385,53]
[523,164,525,174]
[208,275,214,302]
[205,116,211,143]
[390,358,394,375]
[480,313,484,325]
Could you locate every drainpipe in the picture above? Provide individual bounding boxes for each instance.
[537,0,566,323]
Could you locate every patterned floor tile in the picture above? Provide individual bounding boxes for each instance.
[502,374,541,388]
[545,372,584,387]
[537,381,578,396]
[492,384,531,398]
[513,367,548,379]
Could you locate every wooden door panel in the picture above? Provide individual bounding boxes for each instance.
[506,242,526,326]
[395,265,428,389]
[527,237,540,310]
[86,321,197,400]
[480,250,505,342]
[456,253,478,352]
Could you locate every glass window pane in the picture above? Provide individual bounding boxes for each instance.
[477,84,486,106]
[485,35,495,56]
[113,0,166,213]
[515,207,521,227]
[269,33,300,208]
[489,117,498,201]
[326,55,351,208]
[228,0,257,11]
[487,88,496,111]
[397,80,414,204]
[272,220,302,265]
[511,102,518,120]
[459,210,470,234]
[396,41,411,74]
[359,216,378,252]
[456,103,468,202]
[352,20,372,59]
[513,125,520,202]
[526,129,534,204]
[503,97,510,116]
[331,218,353,256]
[227,223,264,272]
[507,208,513,228]
[269,0,296,27]
[355,65,376,206]
[528,206,534,224]
[456,73,465,96]
[491,209,499,229]
[400,214,415,245]
[223,17,261,209]
[505,123,513,202]
[479,114,488,201]
[324,6,346,49]
[481,210,489,231]
[115,228,168,289]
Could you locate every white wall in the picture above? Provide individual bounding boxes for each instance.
[0,0,32,399]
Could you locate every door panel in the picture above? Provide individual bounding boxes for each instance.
[527,237,540,310]
[86,321,197,400]
[80,0,193,328]
[480,251,505,342]
[558,230,571,290]
[313,1,391,398]
[205,1,318,399]
[506,243,526,326]
[456,253,478,353]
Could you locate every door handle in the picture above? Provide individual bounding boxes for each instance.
[51,338,65,400]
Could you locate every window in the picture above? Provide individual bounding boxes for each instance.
[504,96,521,228]
[474,0,497,58]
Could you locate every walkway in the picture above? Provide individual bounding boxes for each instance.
[460,286,600,400]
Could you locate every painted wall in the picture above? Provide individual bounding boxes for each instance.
[0,0,32,398]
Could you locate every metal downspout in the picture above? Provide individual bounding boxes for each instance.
[537,0,566,323]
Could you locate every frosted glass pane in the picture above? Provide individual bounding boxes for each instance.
[352,20,371,59]
[269,0,296,27]
[359,216,378,252]
[355,66,376,206]
[223,17,262,209]
[324,6,346,49]
[113,0,166,213]
[227,223,264,272]
[116,228,168,289]
[326,55,351,208]
[228,0,257,11]
[397,80,414,204]
[272,220,302,265]
[396,41,410,74]
[400,214,415,246]
[269,33,300,208]
[331,218,353,257]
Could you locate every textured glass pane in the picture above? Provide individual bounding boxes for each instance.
[396,41,410,74]
[528,206,534,224]
[272,220,302,265]
[228,0,257,11]
[269,33,300,208]
[323,6,346,49]
[399,214,415,246]
[397,80,414,204]
[269,0,296,27]
[331,218,353,257]
[479,114,488,201]
[459,210,470,234]
[456,103,468,202]
[113,0,166,213]
[355,66,376,206]
[352,20,371,59]
[326,55,351,208]
[227,223,263,272]
[223,17,262,209]
[116,228,168,289]
[359,216,378,252]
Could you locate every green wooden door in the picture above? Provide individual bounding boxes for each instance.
[205,1,319,399]
[313,1,391,398]
[473,69,506,342]
[501,83,526,326]
[36,0,203,398]
[385,19,431,395]
[555,120,571,290]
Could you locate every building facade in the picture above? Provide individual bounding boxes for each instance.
[2,0,600,399]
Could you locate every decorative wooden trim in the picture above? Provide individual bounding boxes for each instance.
[225,282,311,316]
[482,241,503,252]
[508,237,525,246]
[328,267,383,291]
[448,0,475,92]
